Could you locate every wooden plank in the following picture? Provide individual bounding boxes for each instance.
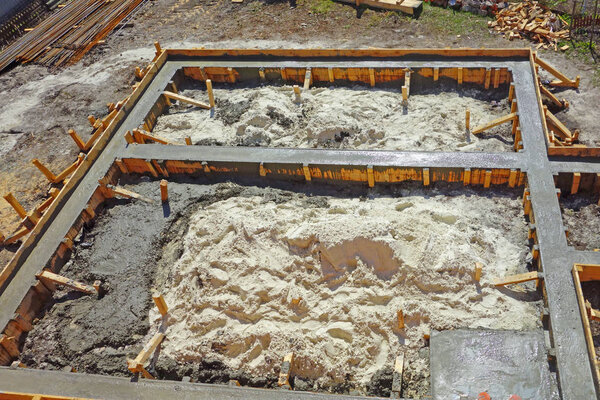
[472,112,517,135]
[277,352,295,388]
[153,293,168,315]
[107,185,154,204]
[128,332,165,374]
[206,79,215,109]
[545,108,573,140]
[3,193,28,219]
[494,271,540,286]
[162,91,210,109]
[36,270,98,295]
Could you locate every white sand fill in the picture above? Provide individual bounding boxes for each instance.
[152,86,513,152]
[151,188,541,393]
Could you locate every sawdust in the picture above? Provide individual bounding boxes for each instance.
[152,85,513,151]
[151,185,541,395]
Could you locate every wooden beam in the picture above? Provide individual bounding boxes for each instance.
[128,331,165,376]
[53,154,85,183]
[293,85,301,102]
[162,91,210,109]
[494,271,541,286]
[535,57,580,88]
[493,68,500,89]
[545,108,574,140]
[483,170,492,188]
[540,84,567,108]
[433,67,439,82]
[31,159,57,182]
[0,335,19,358]
[37,270,98,295]
[132,129,175,145]
[3,193,27,219]
[328,67,334,83]
[475,262,483,282]
[153,293,169,316]
[471,112,518,135]
[423,168,430,186]
[3,227,29,245]
[277,352,295,388]
[104,185,154,204]
[508,169,518,188]
[303,68,312,91]
[463,168,471,185]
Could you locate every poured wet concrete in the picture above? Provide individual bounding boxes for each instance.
[430,329,559,399]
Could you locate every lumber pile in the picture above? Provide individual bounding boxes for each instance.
[0,0,147,73]
[488,1,570,50]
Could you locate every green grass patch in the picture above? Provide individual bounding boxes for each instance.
[309,0,335,14]
[419,3,490,36]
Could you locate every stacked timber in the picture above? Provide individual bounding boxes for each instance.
[488,0,570,50]
[0,0,146,73]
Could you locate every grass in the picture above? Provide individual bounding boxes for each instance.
[558,37,600,86]
[419,3,491,36]
[309,0,335,14]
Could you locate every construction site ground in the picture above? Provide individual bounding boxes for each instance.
[0,0,599,397]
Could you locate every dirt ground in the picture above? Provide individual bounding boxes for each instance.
[0,0,598,265]
[560,194,600,251]
[582,282,600,367]
[18,178,541,398]
[155,84,512,151]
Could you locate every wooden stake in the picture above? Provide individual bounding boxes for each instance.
[3,193,27,219]
[115,158,128,174]
[37,270,98,295]
[185,137,192,145]
[163,91,210,109]
[31,159,57,182]
[278,352,295,388]
[494,271,541,286]
[294,85,301,102]
[475,262,483,282]
[259,162,267,177]
[571,172,581,195]
[128,331,165,378]
[258,68,266,81]
[68,129,86,151]
[493,68,500,89]
[144,159,158,178]
[104,185,154,204]
[160,180,168,202]
[391,353,404,399]
[206,79,215,109]
[303,163,311,182]
[304,68,312,91]
[472,112,518,135]
[457,67,463,85]
[369,68,376,87]
[423,168,430,186]
[132,129,175,145]
[463,168,471,186]
[328,67,334,83]
[124,130,135,144]
[465,109,470,131]
[508,83,515,102]
[154,41,162,56]
[508,169,517,188]
[153,293,168,316]
[484,68,491,89]
[3,227,29,245]
[367,165,374,188]
[397,310,405,329]
[433,67,439,82]
[483,170,492,188]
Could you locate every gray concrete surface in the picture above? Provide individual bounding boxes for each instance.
[430,329,559,399]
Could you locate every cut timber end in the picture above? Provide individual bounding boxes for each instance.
[278,352,295,388]
[163,91,210,110]
[472,112,518,135]
[367,165,374,188]
[185,137,192,145]
[153,293,169,316]
[494,271,541,287]
[423,168,430,186]
[3,193,28,219]
[31,159,57,183]
[68,129,87,151]
[160,180,168,203]
[391,353,404,398]
[457,67,463,85]
[37,270,98,295]
[434,67,439,82]
[154,41,162,56]
[465,109,470,131]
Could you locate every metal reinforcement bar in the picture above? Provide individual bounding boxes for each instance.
[0,47,597,400]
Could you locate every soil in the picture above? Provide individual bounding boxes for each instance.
[19,177,541,398]
[582,281,600,366]
[560,194,600,250]
[154,83,513,151]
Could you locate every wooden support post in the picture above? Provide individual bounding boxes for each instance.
[154,41,161,56]
[571,172,581,195]
[484,68,491,89]
[532,244,540,260]
[11,313,33,332]
[433,67,439,82]
[508,169,517,188]
[483,170,492,188]
[367,165,374,188]
[535,57,580,88]
[328,67,334,83]
[465,109,470,131]
[144,159,158,178]
[280,67,287,81]
[303,68,312,91]
[153,293,168,316]
[160,180,168,203]
[128,332,165,378]
[278,352,295,388]
[508,83,515,103]
[545,108,574,140]
[259,162,267,177]
[206,79,215,109]
[528,224,537,241]
[31,159,57,182]
[494,271,541,286]
[53,154,84,183]
[185,137,192,145]
[423,168,430,186]
[524,195,532,216]
[124,130,135,144]
[293,85,301,102]
[84,204,95,220]
[133,129,175,145]
[463,168,471,186]
[404,69,411,97]
[37,270,99,295]
[514,128,522,151]
[556,188,561,199]
[3,193,27,219]
[87,115,96,127]
[163,91,211,109]
[303,163,311,182]
[369,68,376,87]
[68,129,86,151]
[457,67,463,85]
[475,262,483,282]
[227,67,236,83]
[493,68,500,89]
[402,86,408,105]
[202,161,210,173]
[258,68,266,82]
[115,158,128,174]
[397,310,405,329]
[539,84,567,108]
[391,353,404,399]
[471,112,518,135]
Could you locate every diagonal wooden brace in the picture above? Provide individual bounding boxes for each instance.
[162,91,210,109]
[36,270,99,295]
[472,112,518,135]
[535,57,580,88]
[127,331,165,378]
[494,271,543,286]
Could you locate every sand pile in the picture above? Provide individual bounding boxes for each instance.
[151,187,540,394]
[152,85,512,152]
